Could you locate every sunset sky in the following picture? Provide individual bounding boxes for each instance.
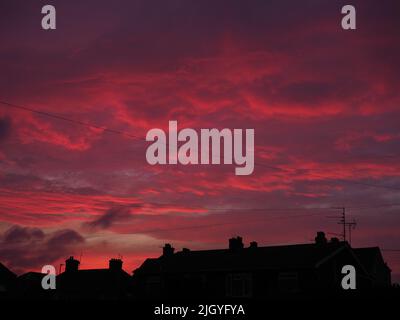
[0,0,399,282]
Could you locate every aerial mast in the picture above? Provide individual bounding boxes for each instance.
[331,207,356,245]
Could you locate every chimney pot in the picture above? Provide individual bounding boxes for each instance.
[229,236,244,251]
[65,256,80,272]
[249,241,258,249]
[315,231,327,245]
[109,258,123,271]
[163,243,175,256]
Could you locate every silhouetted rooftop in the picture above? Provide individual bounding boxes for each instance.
[0,262,16,280]
[18,272,45,281]
[135,241,350,274]
[354,247,391,272]
[59,268,130,278]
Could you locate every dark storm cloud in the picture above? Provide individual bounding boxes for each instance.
[85,205,139,230]
[0,225,85,274]
[46,229,85,248]
[3,225,45,242]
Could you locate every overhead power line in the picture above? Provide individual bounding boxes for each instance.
[0,100,141,140]
[2,99,400,192]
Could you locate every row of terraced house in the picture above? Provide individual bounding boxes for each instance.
[0,232,393,300]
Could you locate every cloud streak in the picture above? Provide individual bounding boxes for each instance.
[84,206,136,230]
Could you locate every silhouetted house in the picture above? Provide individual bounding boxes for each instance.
[16,272,53,299]
[0,262,17,298]
[354,247,391,287]
[57,257,132,299]
[132,233,391,299]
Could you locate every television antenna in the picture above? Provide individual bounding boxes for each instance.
[331,207,357,245]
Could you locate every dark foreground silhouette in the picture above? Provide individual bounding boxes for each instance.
[1,232,398,301]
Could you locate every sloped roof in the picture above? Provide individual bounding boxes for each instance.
[58,268,131,284]
[60,268,129,276]
[57,268,132,294]
[18,272,45,281]
[0,262,17,283]
[134,242,350,274]
[354,247,390,273]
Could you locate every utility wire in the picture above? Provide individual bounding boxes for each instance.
[0,100,141,140]
[2,99,400,192]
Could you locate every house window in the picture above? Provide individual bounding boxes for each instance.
[226,273,252,297]
[278,272,298,293]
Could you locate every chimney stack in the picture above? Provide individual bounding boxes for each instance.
[229,236,244,251]
[249,241,258,249]
[109,258,123,271]
[65,256,80,272]
[163,243,175,257]
[315,232,327,245]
